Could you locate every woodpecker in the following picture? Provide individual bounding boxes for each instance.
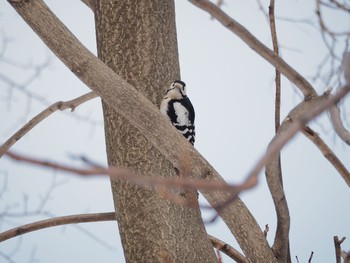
[160,80,195,145]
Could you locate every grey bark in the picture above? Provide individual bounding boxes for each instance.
[93,1,217,262]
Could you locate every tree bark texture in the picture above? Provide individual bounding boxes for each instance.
[94,1,217,262]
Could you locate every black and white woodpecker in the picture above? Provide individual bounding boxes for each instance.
[160,80,195,145]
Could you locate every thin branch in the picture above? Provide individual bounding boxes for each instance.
[317,0,350,36]
[269,0,281,133]
[0,91,98,158]
[329,0,350,12]
[267,3,290,261]
[327,51,350,144]
[334,236,346,263]
[208,235,248,263]
[189,0,317,99]
[0,212,116,242]
[302,126,350,186]
[308,251,314,263]
[264,224,269,238]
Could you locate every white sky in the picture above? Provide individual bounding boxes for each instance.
[0,1,349,262]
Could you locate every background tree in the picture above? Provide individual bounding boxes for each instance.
[1,0,349,262]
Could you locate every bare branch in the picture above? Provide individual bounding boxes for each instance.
[0,91,98,158]
[328,0,350,12]
[189,0,317,99]
[265,153,290,261]
[308,251,314,263]
[267,3,290,260]
[334,236,346,263]
[0,212,116,242]
[269,0,281,133]
[317,0,350,36]
[344,52,350,84]
[302,126,350,186]
[208,235,248,263]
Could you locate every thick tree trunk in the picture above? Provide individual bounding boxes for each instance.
[94,1,217,262]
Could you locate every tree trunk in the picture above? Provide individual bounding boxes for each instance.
[94,1,217,262]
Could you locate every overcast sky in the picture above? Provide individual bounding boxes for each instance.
[1,1,349,262]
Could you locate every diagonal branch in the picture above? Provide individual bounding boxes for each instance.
[208,235,248,263]
[303,126,350,185]
[0,91,98,158]
[189,0,317,99]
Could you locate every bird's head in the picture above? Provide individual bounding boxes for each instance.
[165,80,187,99]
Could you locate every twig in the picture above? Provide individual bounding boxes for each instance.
[0,212,115,242]
[317,0,350,36]
[302,126,350,186]
[263,224,269,238]
[334,236,346,263]
[308,251,314,263]
[208,235,248,263]
[0,91,98,158]
[189,0,317,99]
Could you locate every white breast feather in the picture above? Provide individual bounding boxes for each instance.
[173,102,189,125]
